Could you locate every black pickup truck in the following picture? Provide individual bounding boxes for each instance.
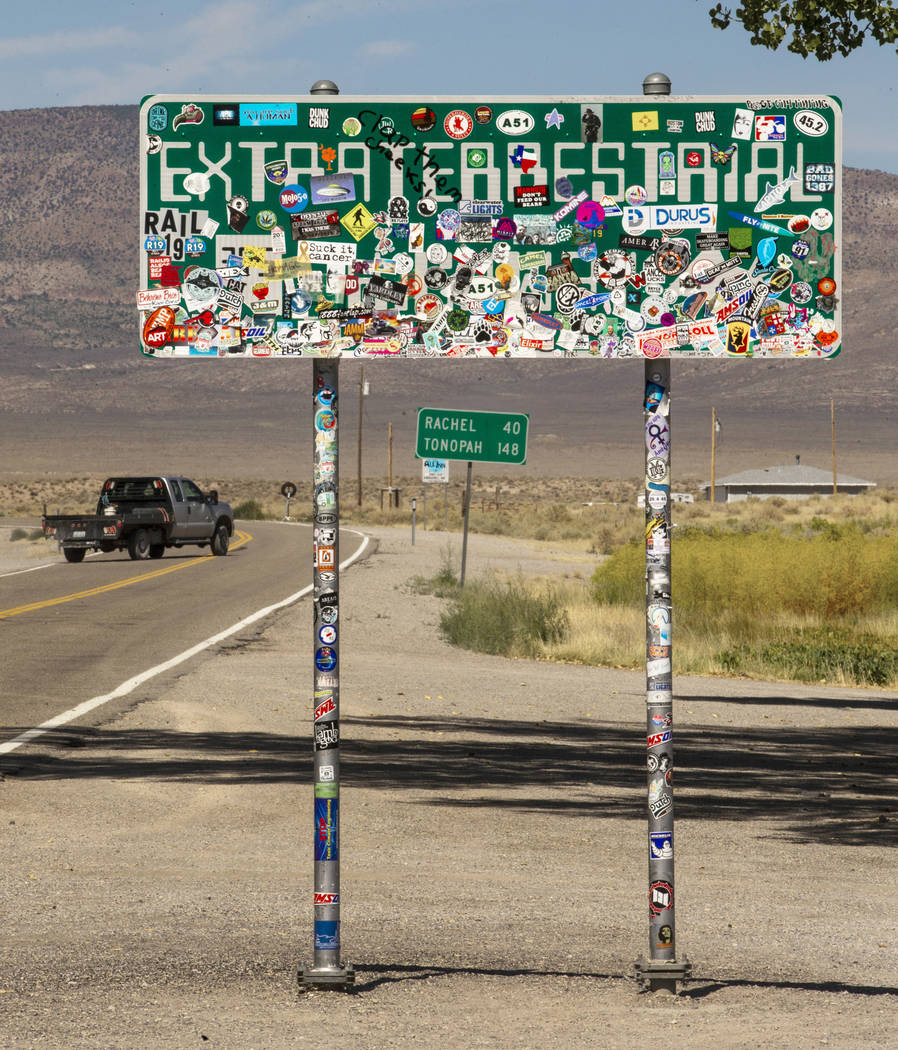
[42,476,234,563]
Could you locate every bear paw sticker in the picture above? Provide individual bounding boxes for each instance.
[471,318,493,343]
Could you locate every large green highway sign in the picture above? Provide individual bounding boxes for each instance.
[416,408,529,465]
[139,94,841,360]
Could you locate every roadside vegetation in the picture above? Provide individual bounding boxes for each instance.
[7,475,898,687]
[409,488,898,689]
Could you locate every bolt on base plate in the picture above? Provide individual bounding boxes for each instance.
[299,964,355,989]
[633,955,691,993]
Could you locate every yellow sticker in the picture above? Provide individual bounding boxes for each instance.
[242,245,267,269]
[632,111,659,132]
[341,202,377,241]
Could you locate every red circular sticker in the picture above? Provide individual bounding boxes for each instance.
[642,337,663,359]
[685,151,702,167]
[403,274,423,297]
[415,293,442,320]
[817,276,837,296]
[444,110,473,140]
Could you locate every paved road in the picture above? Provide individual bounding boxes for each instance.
[0,521,361,743]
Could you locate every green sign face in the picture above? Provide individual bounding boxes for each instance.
[139,94,841,360]
[416,408,529,464]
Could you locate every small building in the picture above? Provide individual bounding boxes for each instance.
[700,464,876,503]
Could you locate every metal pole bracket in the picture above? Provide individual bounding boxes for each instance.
[633,954,692,993]
[299,964,356,989]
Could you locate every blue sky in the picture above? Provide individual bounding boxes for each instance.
[3,0,896,172]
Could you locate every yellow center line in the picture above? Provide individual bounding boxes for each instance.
[0,529,252,620]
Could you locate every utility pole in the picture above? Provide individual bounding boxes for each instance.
[388,422,393,495]
[357,366,365,507]
[710,406,717,504]
[831,398,837,495]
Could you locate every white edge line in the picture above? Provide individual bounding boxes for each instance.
[0,530,371,756]
[0,549,104,578]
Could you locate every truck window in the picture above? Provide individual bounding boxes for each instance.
[182,479,204,502]
[169,480,184,502]
[105,477,166,501]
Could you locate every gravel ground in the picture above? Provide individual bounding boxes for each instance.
[1,524,897,1049]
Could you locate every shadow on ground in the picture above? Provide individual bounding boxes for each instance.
[2,714,896,846]
[345,961,898,999]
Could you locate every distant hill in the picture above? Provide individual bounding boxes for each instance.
[0,105,894,485]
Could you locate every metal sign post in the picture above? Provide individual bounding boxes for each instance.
[635,73,689,994]
[459,461,473,588]
[281,480,297,520]
[302,353,353,989]
[300,79,353,992]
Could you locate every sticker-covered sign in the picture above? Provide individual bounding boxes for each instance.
[140,94,841,360]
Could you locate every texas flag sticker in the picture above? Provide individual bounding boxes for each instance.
[509,145,538,174]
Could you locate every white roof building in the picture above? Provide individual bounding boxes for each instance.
[700,464,876,502]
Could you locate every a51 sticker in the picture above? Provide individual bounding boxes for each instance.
[793,110,828,137]
[496,109,535,135]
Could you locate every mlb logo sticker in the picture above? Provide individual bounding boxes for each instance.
[755,115,786,141]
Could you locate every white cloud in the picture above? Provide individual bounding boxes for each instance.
[0,26,137,60]
[360,39,415,59]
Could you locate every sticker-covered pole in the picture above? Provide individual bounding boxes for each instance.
[301,355,353,989]
[300,75,353,992]
[634,72,690,994]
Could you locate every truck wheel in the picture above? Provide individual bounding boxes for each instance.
[149,544,165,559]
[211,523,230,556]
[63,548,86,564]
[128,529,152,560]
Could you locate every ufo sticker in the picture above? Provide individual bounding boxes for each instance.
[310,173,357,205]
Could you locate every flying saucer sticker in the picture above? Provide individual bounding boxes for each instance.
[310,173,356,205]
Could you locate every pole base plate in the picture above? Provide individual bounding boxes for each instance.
[299,963,355,989]
[633,955,691,993]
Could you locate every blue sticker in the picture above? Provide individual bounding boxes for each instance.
[315,797,339,861]
[644,381,664,412]
[314,920,339,951]
[315,409,336,432]
[574,292,611,309]
[239,103,298,127]
[650,831,673,860]
[184,237,206,256]
[757,237,777,268]
[144,236,166,253]
[315,646,337,672]
[148,104,168,132]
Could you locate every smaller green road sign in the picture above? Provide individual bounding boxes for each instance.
[416,408,529,465]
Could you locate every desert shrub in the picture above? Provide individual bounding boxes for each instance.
[439,576,569,658]
[719,629,898,686]
[9,528,42,542]
[233,499,270,520]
